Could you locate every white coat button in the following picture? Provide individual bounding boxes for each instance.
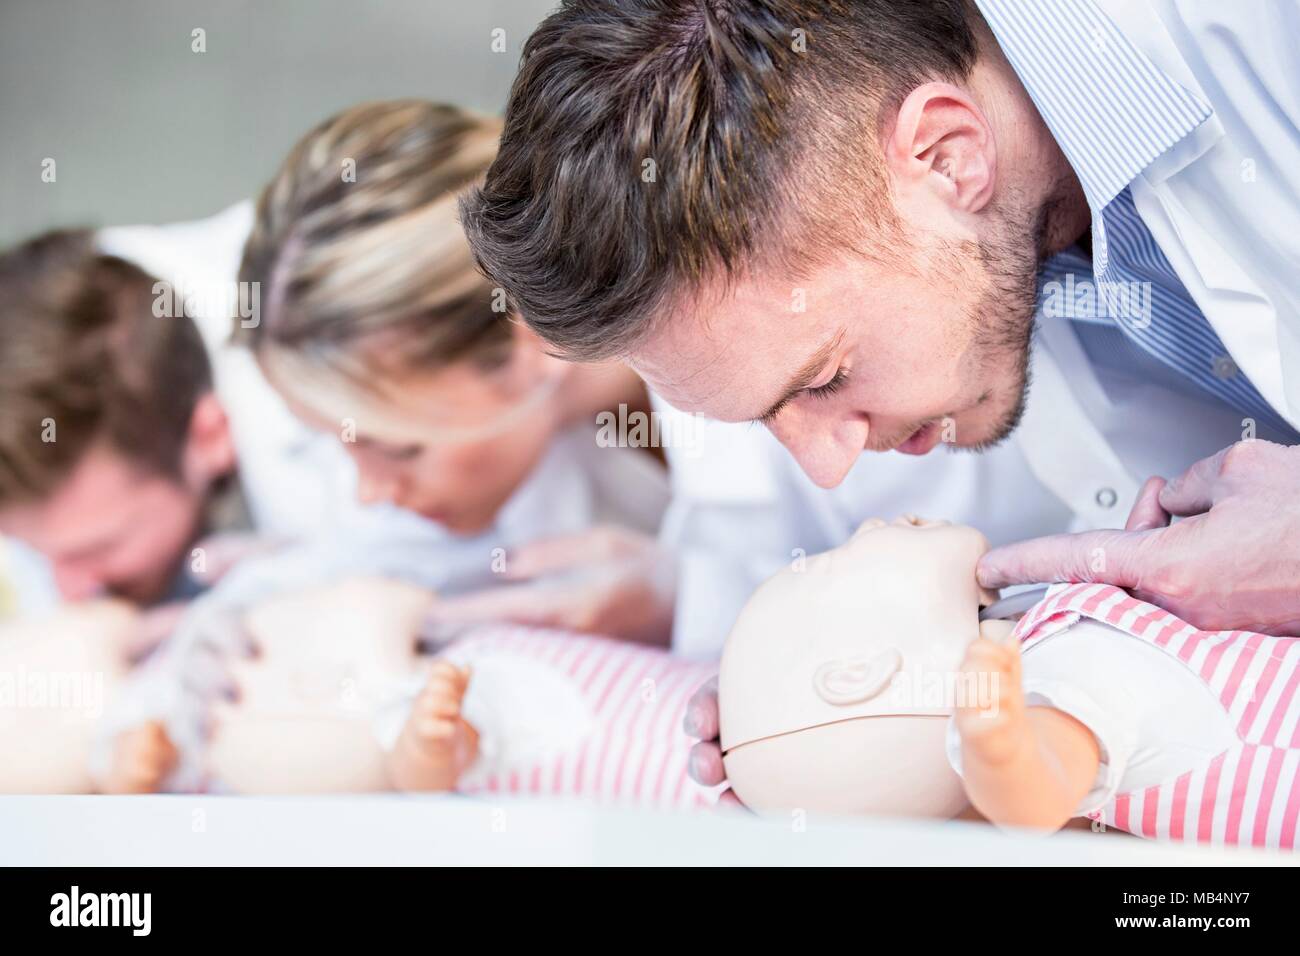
[1095,487,1118,509]
[1212,355,1240,379]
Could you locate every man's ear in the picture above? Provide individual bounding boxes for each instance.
[495,317,566,397]
[883,82,996,215]
[181,392,237,490]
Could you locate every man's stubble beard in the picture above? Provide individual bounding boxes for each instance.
[954,198,1049,453]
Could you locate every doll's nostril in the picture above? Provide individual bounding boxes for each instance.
[896,514,950,528]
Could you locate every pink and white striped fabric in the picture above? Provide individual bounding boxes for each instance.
[442,628,717,811]
[1014,583,1300,849]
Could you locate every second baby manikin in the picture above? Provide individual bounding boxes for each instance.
[115,537,717,809]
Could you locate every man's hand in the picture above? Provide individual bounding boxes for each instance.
[978,440,1300,635]
[430,526,676,645]
[682,677,744,807]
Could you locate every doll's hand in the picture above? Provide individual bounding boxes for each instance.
[682,677,744,808]
[409,661,472,744]
[954,620,1028,766]
[389,661,478,792]
[182,609,258,705]
[103,721,178,794]
[954,620,1101,830]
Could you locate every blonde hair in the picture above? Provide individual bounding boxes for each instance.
[237,100,509,380]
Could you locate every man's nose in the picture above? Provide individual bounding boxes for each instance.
[767,409,869,489]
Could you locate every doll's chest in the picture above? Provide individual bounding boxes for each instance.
[1019,585,1300,746]
[442,628,714,807]
[444,629,713,725]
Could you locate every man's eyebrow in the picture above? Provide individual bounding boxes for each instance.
[754,329,845,424]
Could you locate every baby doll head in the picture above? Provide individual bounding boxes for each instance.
[0,600,135,793]
[208,576,435,793]
[719,516,994,819]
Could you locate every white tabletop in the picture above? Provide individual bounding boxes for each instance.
[0,795,1286,866]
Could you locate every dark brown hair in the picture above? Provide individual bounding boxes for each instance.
[461,0,978,360]
[0,230,212,505]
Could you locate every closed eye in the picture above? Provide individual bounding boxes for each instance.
[757,368,850,426]
[381,444,423,462]
[805,367,849,400]
[357,437,424,462]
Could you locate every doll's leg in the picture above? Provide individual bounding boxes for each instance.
[954,620,1100,831]
[388,661,480,792]
[100,721,179,794]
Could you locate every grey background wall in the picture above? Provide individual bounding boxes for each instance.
[0,0,558,246]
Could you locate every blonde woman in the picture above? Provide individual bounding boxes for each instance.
[236,100,675,643]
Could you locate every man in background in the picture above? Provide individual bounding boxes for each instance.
[0,230,242,614]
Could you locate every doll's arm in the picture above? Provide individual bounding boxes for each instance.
[954,620,1101,831]
[388,661,480,792]
[99,721,179,794]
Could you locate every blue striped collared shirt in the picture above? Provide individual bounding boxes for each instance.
[976,0,1298,438]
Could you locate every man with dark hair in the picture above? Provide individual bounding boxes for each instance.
[0,230,239,606]
[463,0,1300,636]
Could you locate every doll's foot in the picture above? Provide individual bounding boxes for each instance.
[103,720,179,794]
[388,661,479,792]
[954,619,1030,767]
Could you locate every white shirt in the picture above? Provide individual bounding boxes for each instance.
[666,0,1300,657]
[980,0,1300,528]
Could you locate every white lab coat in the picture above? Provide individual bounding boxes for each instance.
[665,1,1300,659]
[1016,0,1300,528]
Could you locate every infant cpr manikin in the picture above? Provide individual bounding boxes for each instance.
[200,576,715,808]
[720,516,1300,849]
[719,515,994,818]
[0,601,174,793]
[208,578,435,793]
